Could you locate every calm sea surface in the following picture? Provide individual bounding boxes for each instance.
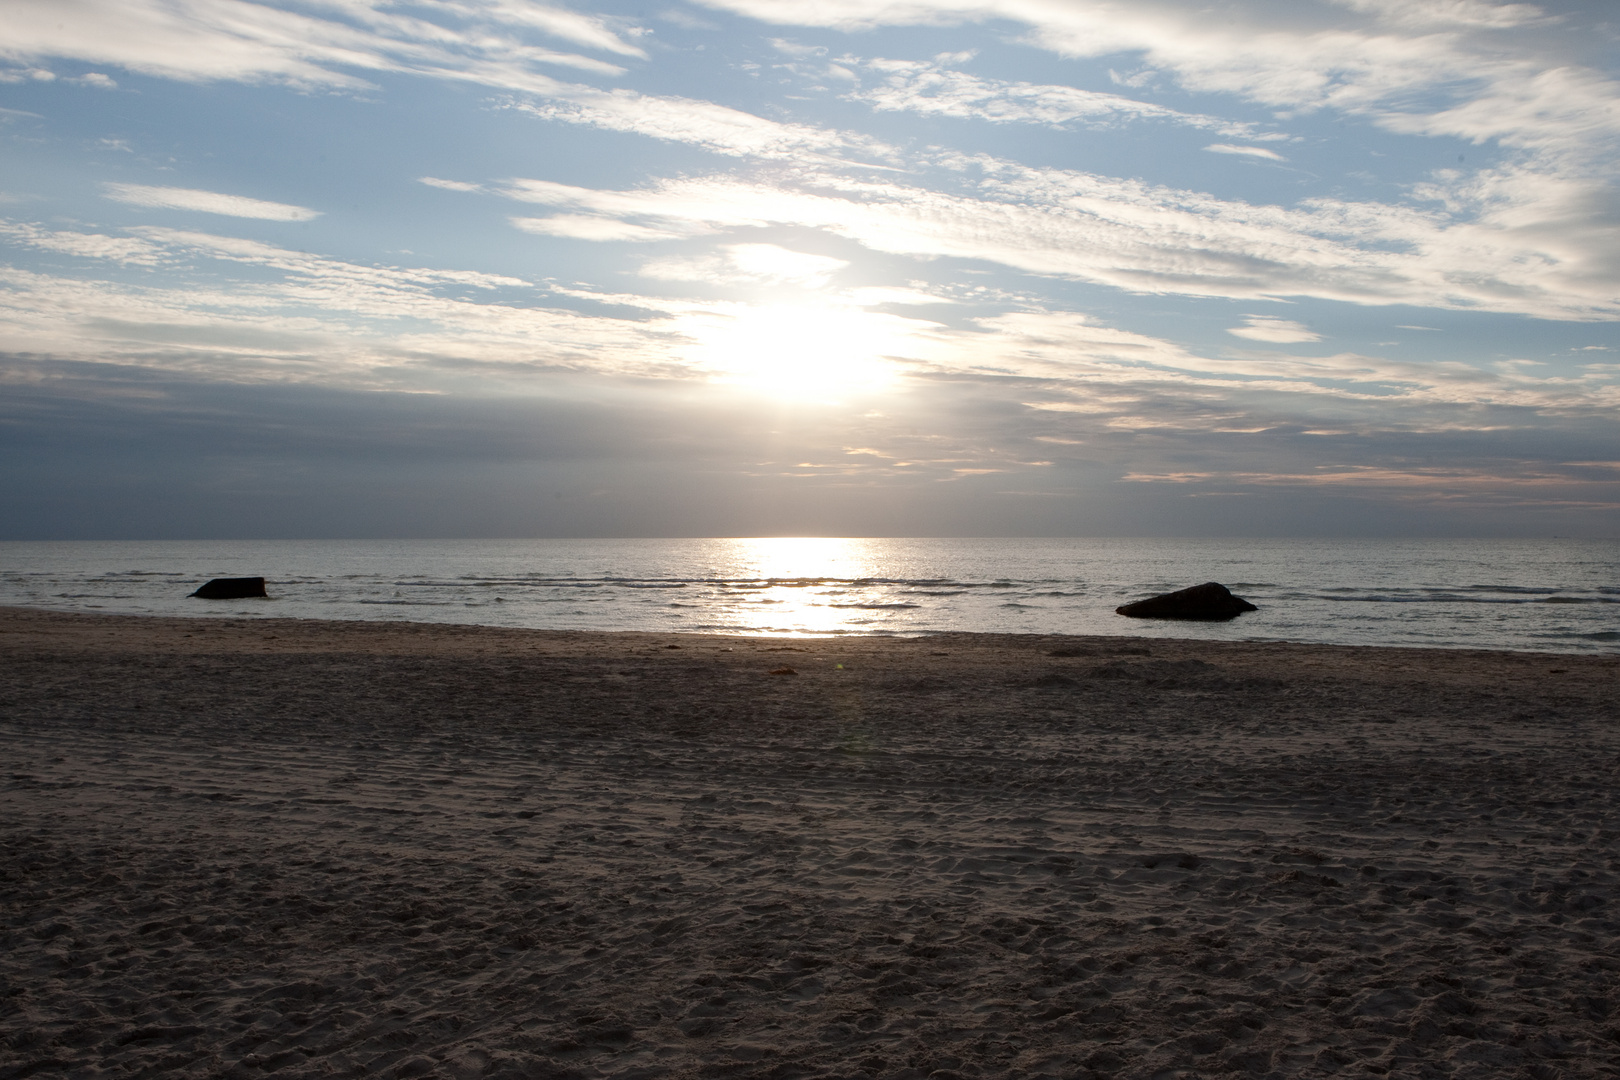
[1,538,1616,653]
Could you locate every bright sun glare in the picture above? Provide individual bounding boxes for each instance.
[679,301,931,399]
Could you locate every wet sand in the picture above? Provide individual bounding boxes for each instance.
[2,606,1617,1079]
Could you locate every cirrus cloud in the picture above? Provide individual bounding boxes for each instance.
[1227,315,1322,343]
[103,183,321,222]
[1205,143,1287,161]
[0,0,643,90]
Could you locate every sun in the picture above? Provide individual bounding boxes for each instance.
[677,299,935,399]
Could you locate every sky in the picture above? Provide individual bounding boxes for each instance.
[2,0,1618,539]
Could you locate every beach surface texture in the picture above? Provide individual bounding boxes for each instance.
[2,606,1617,1079]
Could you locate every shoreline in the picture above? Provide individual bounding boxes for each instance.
[3,606,1617,1078]
[3,601,1617,662]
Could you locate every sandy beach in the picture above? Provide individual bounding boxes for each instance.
[2,606,1617,1080]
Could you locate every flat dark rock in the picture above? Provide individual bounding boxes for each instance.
[190,577,268,600]
[1115,582,1256,622]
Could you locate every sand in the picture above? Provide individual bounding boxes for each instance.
[1,606,1617,1080]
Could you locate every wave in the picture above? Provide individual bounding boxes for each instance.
[1319,592,1616,605]
[383,575,1099,592]
[827,602,922,610]
[353,599,454,607]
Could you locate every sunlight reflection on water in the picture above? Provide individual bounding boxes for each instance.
[711,537,892,636]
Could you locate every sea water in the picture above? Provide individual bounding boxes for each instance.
[0,537,1616,653]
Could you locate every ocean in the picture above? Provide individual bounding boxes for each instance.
[1,537,1616,653]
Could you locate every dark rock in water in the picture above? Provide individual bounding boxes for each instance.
[1115,582,1256,621]
[190,577,268,600]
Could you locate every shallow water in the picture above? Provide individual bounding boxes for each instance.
[1,536,1616,652]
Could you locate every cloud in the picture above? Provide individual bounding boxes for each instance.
[511,214,693,241]
[695,0,1620,270]
[466,2,650,58]
[770,38,828,57]
[691,0,1575,127]
[0,0,641,92]
[12,214,1609,418]
[418,177,485,193]
[728,244,848,283]
[1205,143,1286,161]
[5,216,1618,528]
[1227,315,1322,343]
[0,219,172,265]
[698,0,1620,168]
[103,183,321,222]
[1328,0,1547,30]
[3,0,896,171]
[847,57,1270,137]
[952,308,1620,416]
[660,8,721,31]
[482,166,1620,320]
[0,67,56,82]
[502,88,893,163]
[845,286,954,307]
[1121,463,1607,493]
[641,244,850,286]
[0,219,931,398]
[0,221,693,387]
